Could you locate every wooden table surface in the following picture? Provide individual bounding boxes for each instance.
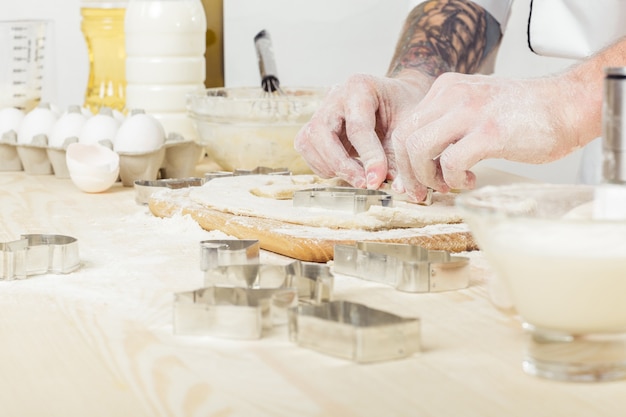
[0,168,624,417]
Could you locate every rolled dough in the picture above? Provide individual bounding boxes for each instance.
[189,175,464,231]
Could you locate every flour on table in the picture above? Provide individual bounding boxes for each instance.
[189,175,463,231]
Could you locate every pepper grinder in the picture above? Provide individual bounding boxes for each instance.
[594,67,626,219]
[602,67,626,183]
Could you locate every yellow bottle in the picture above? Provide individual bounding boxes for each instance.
[201,0,224,88]
[81,1,126,113]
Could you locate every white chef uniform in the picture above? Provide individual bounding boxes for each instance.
[473,0,626,59]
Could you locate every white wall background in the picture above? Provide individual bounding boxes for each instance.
[5,0,585,183]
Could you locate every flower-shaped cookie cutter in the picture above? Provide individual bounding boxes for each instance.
[0,234,80,280]
[288,300,421,363]
[333,241,469,293]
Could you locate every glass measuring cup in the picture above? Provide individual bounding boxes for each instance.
[0,20,49,112]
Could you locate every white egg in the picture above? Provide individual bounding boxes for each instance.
[49,103,63,117]
[79,109,121,145]
[79,107,93,118]
[66,142,120,193]
[114,111,166,153]
[112,109,126,123]
[17,104,58,144]
[0,107,25,138]
[49,107,88,148]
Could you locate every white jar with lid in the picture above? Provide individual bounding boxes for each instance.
[124,0,206,140]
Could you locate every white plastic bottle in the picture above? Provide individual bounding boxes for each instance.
[124,0,206,140]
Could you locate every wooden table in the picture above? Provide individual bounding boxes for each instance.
[0,169,623,417]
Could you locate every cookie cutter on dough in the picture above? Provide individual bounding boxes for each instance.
[292,187,393,213]
[200,239,260,270]
[383,182,433,206]
[204,166,291,182]
[174,250,334,339]
[233,166,291,176]
[333,241,469,293]
[288,300,421,363]
[134,177,205,205]
[0,234,80,280]
[420,188,433,206]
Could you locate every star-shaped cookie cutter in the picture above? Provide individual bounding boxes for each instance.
[333,241,469,293]
[288,300,421,363]
[0,234,80,280]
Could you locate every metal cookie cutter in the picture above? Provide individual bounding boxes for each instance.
[1,234,80,280]
[420,188,434,206]
[233,167,290,176]
[134,177,204,205]
[174,263,333,339]
[288,300,421,363]
[204,166,291,182]
[173,286,297,339]
[333,241,469,293]
[293,187,393,213]
[203,261,333,305]
[200,239,260,270]
[380,182,433,206]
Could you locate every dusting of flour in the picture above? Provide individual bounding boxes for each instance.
[1,211,233,321]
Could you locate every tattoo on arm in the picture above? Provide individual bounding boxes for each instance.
[387,0,502,78]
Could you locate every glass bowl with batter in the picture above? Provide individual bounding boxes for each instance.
[187,86,327,174]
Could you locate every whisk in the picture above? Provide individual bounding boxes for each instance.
[253,29,303,118]
[254,29,283,95]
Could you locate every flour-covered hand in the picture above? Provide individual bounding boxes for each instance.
[391,72,600,199]
[294,72,432,192]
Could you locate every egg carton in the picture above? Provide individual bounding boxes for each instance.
[0,104,203,189]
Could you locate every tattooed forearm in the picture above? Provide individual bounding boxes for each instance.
[387,0,501,78]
